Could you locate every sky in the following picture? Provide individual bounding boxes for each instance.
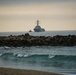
[0,0,76,32]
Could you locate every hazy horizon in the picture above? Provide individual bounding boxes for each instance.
[0,0,76,32]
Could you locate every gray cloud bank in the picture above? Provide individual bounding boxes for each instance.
[0,0,76,5]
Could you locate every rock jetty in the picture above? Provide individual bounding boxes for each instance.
[0,33,76,47]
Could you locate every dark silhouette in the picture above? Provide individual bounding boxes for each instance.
[0,33,76,47]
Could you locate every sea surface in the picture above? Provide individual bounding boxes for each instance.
[0,30,76,36]
[0,31,76,75]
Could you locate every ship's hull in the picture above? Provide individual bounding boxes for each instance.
[34,29,45,32]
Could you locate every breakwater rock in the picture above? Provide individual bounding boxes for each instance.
[0,33,76,47]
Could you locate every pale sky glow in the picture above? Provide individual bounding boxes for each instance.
[0,0,76,32]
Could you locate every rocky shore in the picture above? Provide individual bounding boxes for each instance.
[0,33,76,47]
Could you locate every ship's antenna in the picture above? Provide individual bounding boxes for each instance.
[37,20,39,26]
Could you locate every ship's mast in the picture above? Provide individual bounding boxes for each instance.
[37,20,39,26]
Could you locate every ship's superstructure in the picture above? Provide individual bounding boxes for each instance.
[33,20,45,32]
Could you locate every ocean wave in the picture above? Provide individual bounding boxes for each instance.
[0,52,76,60]
[17,54,24,57]
[24,54,30,57]
[0,53,2,56]
[16,54,30,57]
[49,55,55,58]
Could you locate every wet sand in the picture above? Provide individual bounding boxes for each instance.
[0,67,63,75]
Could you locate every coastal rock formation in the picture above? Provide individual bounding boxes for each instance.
[0,33,76,47]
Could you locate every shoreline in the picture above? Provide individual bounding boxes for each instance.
[0,67,63,75]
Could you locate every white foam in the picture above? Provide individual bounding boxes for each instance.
[49,55,55,58]
[0,53,2,56]
[4,46,10,49]
[17,54,23,57]
[24,54,29,57]
[13,53,17,56]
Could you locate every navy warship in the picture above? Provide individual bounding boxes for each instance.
[33,20,45,32]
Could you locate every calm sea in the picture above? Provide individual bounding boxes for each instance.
[0,31,76,75]
[0,30,76,36]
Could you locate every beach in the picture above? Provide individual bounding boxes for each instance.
[0,31,76,75]
[0,46,76,75]
[0,67,63,75]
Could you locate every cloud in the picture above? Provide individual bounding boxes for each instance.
[0,0,76,32]
[0,15,76,21]
[0,1,76,20]
[0,0,76,5]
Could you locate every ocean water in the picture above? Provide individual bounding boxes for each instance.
[0,31,76,75]
[0,46,76,75]
[0,30,76,36]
